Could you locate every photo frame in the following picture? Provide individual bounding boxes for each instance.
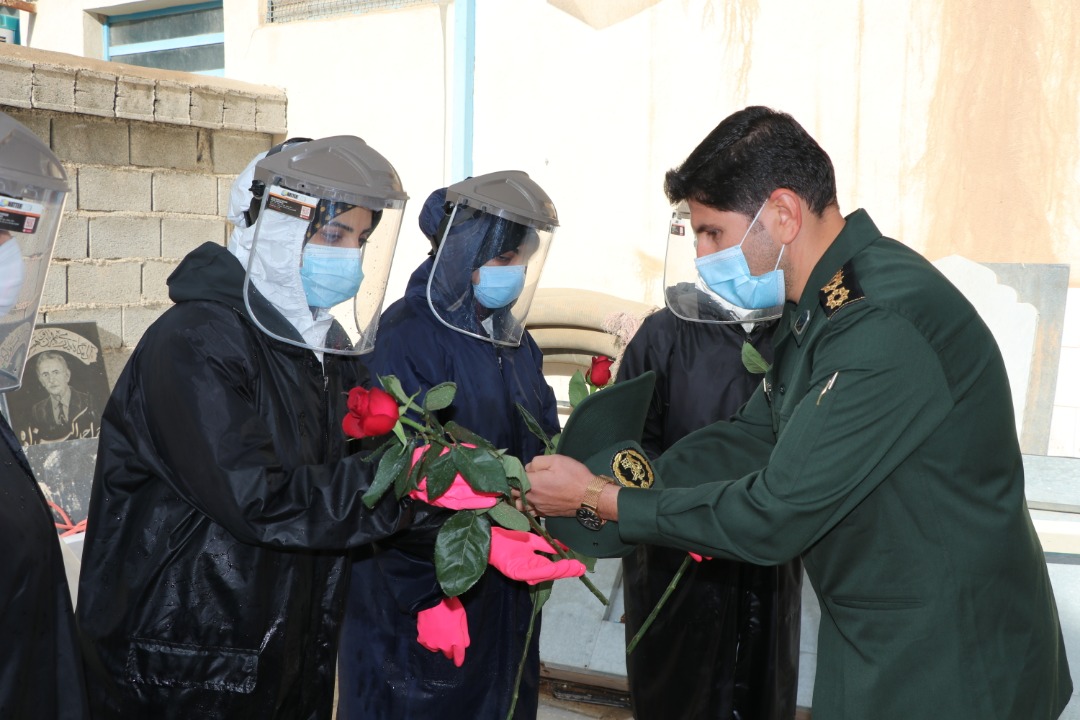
[3,322,109,446]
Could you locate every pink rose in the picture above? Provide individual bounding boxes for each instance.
[342,386,399,438]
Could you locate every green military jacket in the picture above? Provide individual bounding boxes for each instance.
[618,210,1072,719]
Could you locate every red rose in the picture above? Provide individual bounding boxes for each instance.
[342,386,400,438]
[588,356,613,387]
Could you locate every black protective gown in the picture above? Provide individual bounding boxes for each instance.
[616,308,802,720]
[0,414,89,720]
[75,243,427,719]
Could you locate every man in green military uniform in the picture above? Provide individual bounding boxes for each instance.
[525,106,1072,719]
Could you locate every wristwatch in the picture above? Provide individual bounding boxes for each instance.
[576,475,613,531]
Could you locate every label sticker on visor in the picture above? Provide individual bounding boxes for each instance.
[0,196,43,234]
[265,185,319,221]
[670,221,686,236]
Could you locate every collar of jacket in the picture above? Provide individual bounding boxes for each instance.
[773,208,881,349]
[166,242,307,347]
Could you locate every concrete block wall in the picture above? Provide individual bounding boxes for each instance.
[0,46,285,386]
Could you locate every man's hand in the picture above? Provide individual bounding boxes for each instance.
[522,454,606,518]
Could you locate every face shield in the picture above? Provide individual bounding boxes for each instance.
[663,201,784,325]
[0,113,69,393]
[426,171,557,346]
[243,136,407,356]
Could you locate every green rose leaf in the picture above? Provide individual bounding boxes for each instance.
[515,403,556,454]
[486,500,531,531]
[444,421,498,452]
[452,445,511,495]
[435,511,491,597]
[500,452,528,491]
[394,440,426,499]
[423,382,457,412]
[378,374,410,405]
[530,583,553,612]
[740,341,771,374]
[423,448,458,501]
[568,370,588,408]
[363,442,409,508]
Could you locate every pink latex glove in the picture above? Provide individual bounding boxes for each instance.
[416,596,470,667]
[488,527,587,585]
[406,445,500,510]
[689,552,713,562]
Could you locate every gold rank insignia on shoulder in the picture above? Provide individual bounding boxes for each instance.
[611,447,654,489]
[819,261,865,318]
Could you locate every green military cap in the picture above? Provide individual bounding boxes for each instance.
[544,370,657,558]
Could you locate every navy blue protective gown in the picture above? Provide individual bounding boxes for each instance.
[338,257,559,720]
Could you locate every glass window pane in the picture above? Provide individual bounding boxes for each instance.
[112,43,224,73]
[110,8,223,46]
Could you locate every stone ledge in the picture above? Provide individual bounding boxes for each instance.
[0,45,286,134]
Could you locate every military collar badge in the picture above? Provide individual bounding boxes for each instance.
[819,261,865,318]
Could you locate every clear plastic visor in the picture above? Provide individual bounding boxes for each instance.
[663,206,784,325]
[427,201,554,346]
[0,187,67,392]
[244,181,404,355]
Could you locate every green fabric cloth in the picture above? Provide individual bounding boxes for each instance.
[618,209,1071,719]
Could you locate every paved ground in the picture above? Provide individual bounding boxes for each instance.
[537,680,634,720]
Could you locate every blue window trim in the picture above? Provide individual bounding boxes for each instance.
[103,1,224,70]
[109,32,224,58]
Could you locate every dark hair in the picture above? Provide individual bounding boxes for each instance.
[664,106,837,217]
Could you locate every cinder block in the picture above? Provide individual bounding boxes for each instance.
[52,115,129,165]
[155,80,191,125]
[0,56,34,109]
[0,106,50,144]
[116,75,155,122]
[68,261,142,305]
[210,131,271,175]
[217,176,236,216]
[122,304,170,346]
[131,122,199,170]
[78,167,152,212]
[54,213,89,260]
[152,171,218,214]
[100,349,128,388]
[255,95,288,135]
[142,260,179,303]
[40,263,67,306]
[74,70,117,118]
[161,217,225,258]
[89,216,161,259]
[223,91,258,131]
[41,306,123,349]
[32,63,76,113]
[190,87,224,128]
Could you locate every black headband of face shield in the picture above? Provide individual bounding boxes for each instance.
[243,137,313,227]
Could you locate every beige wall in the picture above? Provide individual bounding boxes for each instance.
[17,0,1080,456]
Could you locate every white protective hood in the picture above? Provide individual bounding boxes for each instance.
[226,152,333,353]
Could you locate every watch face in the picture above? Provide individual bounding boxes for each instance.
[576,507,605,531]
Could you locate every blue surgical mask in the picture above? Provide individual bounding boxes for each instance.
[300,244,363,308]
[473,264,526,309]
[694,203,785,311]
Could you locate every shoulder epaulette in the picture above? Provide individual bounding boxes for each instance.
[819,261,865,318]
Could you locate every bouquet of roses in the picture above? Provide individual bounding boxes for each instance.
[343,375,606,718]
